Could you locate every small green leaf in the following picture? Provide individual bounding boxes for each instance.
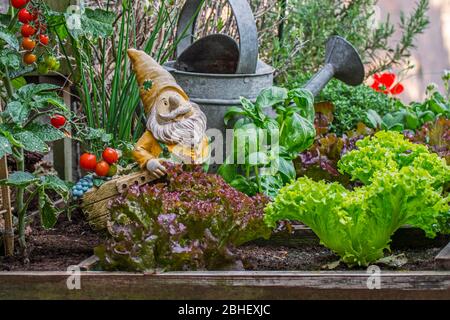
[38,190,59,229]
[0,48,20,70]
[0,27,19,50]
[218,163,237,183]
[278,158,296,183]
[0,171,38,187]
[26,123,65,142]
[366,109,383,129]
[11,77,26,89]
[15,131,49,153]
[255,87,288,109]
[41,175,69,199]
[3,101,29,125]
[224,106,246,125]
[0,135,12,159]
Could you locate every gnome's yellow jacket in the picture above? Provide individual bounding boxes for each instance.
[133,131,210,169]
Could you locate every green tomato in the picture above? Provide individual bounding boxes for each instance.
[45,56,58,70]
[37,63,49,75]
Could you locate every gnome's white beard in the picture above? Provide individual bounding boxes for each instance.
[147,104,207,146]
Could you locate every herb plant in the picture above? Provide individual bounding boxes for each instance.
[95,163,271,271]
[366,75,450,132]
[218,87,316,197]
[265,131,450,266]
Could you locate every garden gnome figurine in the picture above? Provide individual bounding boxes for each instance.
[128,49,209,178]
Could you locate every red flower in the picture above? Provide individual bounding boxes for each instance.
[371,72,404,95]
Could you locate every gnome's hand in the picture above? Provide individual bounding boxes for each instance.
[146,159,167,178]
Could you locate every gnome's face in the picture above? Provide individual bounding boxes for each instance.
[147,89,207,147]
[154,89,193,124]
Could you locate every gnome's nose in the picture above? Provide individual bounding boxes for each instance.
[169,96,181,111]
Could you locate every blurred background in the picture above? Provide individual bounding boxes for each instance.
[378,0,450,102]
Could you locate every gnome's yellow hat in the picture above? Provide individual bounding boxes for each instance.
[128,49,189,114]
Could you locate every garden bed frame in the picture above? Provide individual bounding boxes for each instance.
[0,270,449,299]
[1,226,450,300]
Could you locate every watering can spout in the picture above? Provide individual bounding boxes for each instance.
[304,36,365,97]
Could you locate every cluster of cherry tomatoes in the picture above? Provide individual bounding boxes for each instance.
[80,148,120,177]
[11,0,50,65]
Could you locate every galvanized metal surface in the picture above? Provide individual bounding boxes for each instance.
[175,34,240,74]
[305,36,365,96]
[176,0,259,74]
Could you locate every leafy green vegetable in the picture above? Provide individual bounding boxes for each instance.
[219,86,316,197]
[338,131,449,186]
[265,131,450,266]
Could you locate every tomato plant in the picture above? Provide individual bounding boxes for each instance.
[80,153,97,171]
[21,23,36,37]
[22,37,36,50]
[50,114,66,129]
[39,34,49,46]
[95,161,110,177]
[102,147,119,164]
[11,0,29,9]
[23,52,36,64]
[18,8,33,23]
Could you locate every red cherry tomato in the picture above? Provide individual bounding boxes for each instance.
[80,153,97,171]
[21,24,36,37]
[39,34,49,46]
[102,148,119,164]
[50,115,66,129]
[18,8,32,23]
[95,161,110,177]
[11,0,28,9]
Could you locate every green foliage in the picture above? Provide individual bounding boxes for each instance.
[0,172,70,229]
[265,131,450,266]
[293,75,399,135]
[366,79,449,132]
[272,0,429,82]
[219,87,316,197]
[96,163,271,271]
[49,2,188,146]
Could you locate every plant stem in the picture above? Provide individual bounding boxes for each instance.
[15,147,26,249]
[254,166,261,193]
[4,66,14,99]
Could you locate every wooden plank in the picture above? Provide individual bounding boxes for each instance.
[436,242,450,270]
[0,271,448,300]
[0,100,13,256]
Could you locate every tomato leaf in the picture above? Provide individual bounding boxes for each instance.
[38,190,59,229]
[26,123,65,142]
[0,171,38,187]
[15,131,49,153]
[0,27,19,50]
[3,101,29,125]
[0,135,12,159]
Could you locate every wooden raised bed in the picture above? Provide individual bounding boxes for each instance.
[0,270,449,300]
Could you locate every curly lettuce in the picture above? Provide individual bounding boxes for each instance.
[265,131,450,266]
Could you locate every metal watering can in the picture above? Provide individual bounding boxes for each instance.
[163,0,365,170]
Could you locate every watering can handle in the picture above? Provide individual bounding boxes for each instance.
[176,0,259,74]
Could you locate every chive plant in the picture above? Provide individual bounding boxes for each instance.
[52,1,203,146]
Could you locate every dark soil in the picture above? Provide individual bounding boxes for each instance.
[238,239,449,271]
[0,210,106,271]
[1,215,448,271]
